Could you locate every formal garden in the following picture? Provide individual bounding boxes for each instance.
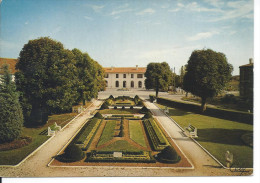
[51,96,192,167]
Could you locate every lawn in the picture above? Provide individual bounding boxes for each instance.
[157,104,253,168]
[129,120,147,147]
[0,112,77,165]
[99,140,140,151]
[99,109,140,114]
[97,120,117,146]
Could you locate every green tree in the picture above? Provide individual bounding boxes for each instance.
[144,62,172,97]
[183,49,233,112]
[15,37,79,124]
[72,49,105,105]
[0,65,23,143]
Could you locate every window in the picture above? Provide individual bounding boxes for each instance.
[123,81,126,88]
[123,74,126,78]
[116,81,119,87]
[137,74,143,78]
[105,74,109,78]
[116,74,119,78]
[131,81,134,88]
[105,81,108,87]
[131,74,134,78]
[138,81,142,88]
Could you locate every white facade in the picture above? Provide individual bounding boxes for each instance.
[104,66,146,89]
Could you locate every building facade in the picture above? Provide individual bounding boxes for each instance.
[104,66,146,89]
[239,58,253,100]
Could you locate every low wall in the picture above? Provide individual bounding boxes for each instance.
[157,97,253,124]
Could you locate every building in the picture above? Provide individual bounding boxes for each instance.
[0,58,18,81]
[104,65,146,89]
[239,58,253,100]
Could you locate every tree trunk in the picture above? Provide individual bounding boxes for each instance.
[156,87,159,98]
[201,97,207,113]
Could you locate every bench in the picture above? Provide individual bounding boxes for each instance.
[185,124,198,138]
[54,122,61,131]
[47,127,55,136]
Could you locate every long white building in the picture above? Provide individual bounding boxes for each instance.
[104,65,146,89]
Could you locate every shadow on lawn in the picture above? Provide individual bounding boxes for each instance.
[197,128,253,146]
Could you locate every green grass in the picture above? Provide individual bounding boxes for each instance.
[157,104,253,168]
[129,120,147,147]
[99,109,140,114]
[0,127,49,165]
[97,120,117,146]
[0,112,77,165]
[99,140,140,151]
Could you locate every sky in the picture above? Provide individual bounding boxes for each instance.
[0,0,254,75]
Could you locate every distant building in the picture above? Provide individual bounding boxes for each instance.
[0,58,18,81]
[104,65,146,89]
[239,58,253,100]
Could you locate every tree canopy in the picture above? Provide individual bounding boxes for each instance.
[183,49,233,112]
[144,62,172,97]
[0,65,23,142]
[15,37,105,125]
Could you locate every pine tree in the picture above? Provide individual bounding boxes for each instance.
[0,65,23,143]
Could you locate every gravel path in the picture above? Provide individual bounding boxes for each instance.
[0,96,252,177]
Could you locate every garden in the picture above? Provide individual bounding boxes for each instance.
[51,96,192,167]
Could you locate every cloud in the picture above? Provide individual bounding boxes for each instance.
[136,8,155,15]
[84,16,93,21]
[168,3,184,12]
[187,31,219,41]
[85,4,104,13]
[25,21,29,25]
[110,8,133,16]
[186,2,222,13]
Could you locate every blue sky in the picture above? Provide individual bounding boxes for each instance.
[0,0,254,75]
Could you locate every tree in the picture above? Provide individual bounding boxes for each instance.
[72,48,105,105]
[15,37,79,124]
[183,49,233,112]
[145,62,172,97]
[0,65,23,143]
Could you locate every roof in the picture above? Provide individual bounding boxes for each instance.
[0,58,18,74]
[104,67,146,73]
[239,63,254,68]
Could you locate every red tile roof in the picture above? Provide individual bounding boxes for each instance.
[104,67,146,73]
[0,58,18,74]
[239,63,254,68]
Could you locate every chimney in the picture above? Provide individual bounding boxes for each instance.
[136,65,138,70]
[249,58,253,64]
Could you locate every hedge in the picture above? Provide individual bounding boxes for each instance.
[86,150,156,163]
[157,146,181,164]
[157,97,253,124]
[143,118,169,151]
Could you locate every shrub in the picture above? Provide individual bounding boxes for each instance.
[101,103,109,109]
[122,106,125,109]
[130,106,134,109]
[63,144,85,162]
[114,106,117,109]
[149,95,156,102]
[137,100,143,106]
[109,95,114,99]
[94,112,103,119]
[140,106,149,113]
[157,146,181,163]
[143,112,153,119]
